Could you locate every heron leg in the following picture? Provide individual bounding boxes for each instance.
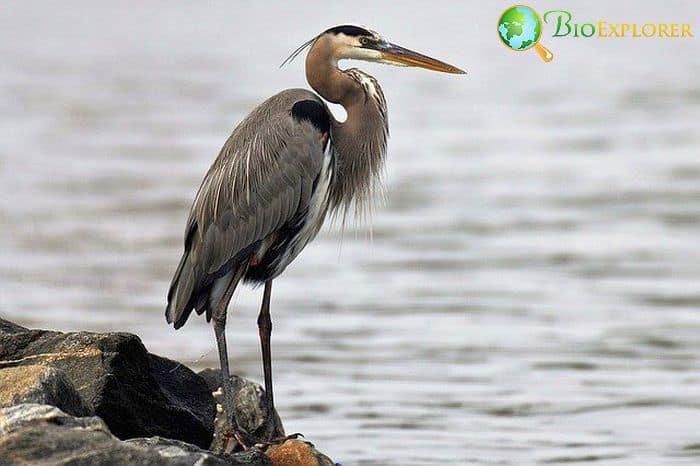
[213,315,235,421]
[257,280,275,419]
[212,271,254,450]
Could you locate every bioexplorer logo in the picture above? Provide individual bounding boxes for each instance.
[498,5,695,62]
[543,10,695,39]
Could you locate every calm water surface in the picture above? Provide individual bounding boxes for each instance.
[1,2,700,464]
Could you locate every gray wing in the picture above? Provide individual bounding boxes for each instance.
[166,89,328,328]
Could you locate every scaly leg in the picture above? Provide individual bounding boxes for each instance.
[257,280,275,423]
[211,270,254,450]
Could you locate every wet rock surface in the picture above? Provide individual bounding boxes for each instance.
[125,437,271,466]
[0,404,264,466]
[0,364,89,416]
[0,319,335,466]
[0,318,214,447]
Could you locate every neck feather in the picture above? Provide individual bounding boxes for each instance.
[306,38,389,222]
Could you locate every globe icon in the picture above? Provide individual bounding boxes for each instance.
[498,5,553,61]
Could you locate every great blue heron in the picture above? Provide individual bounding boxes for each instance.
[165,24,464,446]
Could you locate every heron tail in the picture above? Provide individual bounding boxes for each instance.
[166,250,248,329]
[165,250,198,329]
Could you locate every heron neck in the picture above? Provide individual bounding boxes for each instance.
[306,39,388,218]
[305,42,360,105]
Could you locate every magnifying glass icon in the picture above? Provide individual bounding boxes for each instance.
[498,5,554,62]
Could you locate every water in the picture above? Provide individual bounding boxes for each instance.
[1,1,700,464]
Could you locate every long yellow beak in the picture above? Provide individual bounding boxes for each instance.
[380,42,465,74]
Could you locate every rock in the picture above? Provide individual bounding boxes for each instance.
[126,438,272,466]
[0,318,214,448]
[0,364,88,416]
[0,403,106,437]
[0,319,27,335]
[265,439,335,466]
[199,367,228,393]
[0,320,335,465]
[0,404,268,466]
[200,369,284,452]
[0,403,172,465]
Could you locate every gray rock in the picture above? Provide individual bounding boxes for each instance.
[0,364,89,416]
[0,403,107,436]
[0,403,170,466]
[0,319,27,335]
[0,321,334,465]
[199,369,284,452]
[0,318,215,448]
[126,437,271,465]
[0,404,269,466]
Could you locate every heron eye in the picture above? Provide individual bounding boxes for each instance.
[360,37,369,46]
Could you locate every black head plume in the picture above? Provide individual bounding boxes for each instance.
[280,24,374,68]
[324,25,373,37]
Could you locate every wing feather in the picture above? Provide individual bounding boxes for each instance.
[166,89,329,328]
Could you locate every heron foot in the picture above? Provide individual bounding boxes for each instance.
[257,432,305,448]
[211,388,259,453]
[219,423,258,452]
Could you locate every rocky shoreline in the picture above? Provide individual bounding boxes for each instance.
[0,319,335,465]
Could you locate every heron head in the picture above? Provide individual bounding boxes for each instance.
[282,24,465,75]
